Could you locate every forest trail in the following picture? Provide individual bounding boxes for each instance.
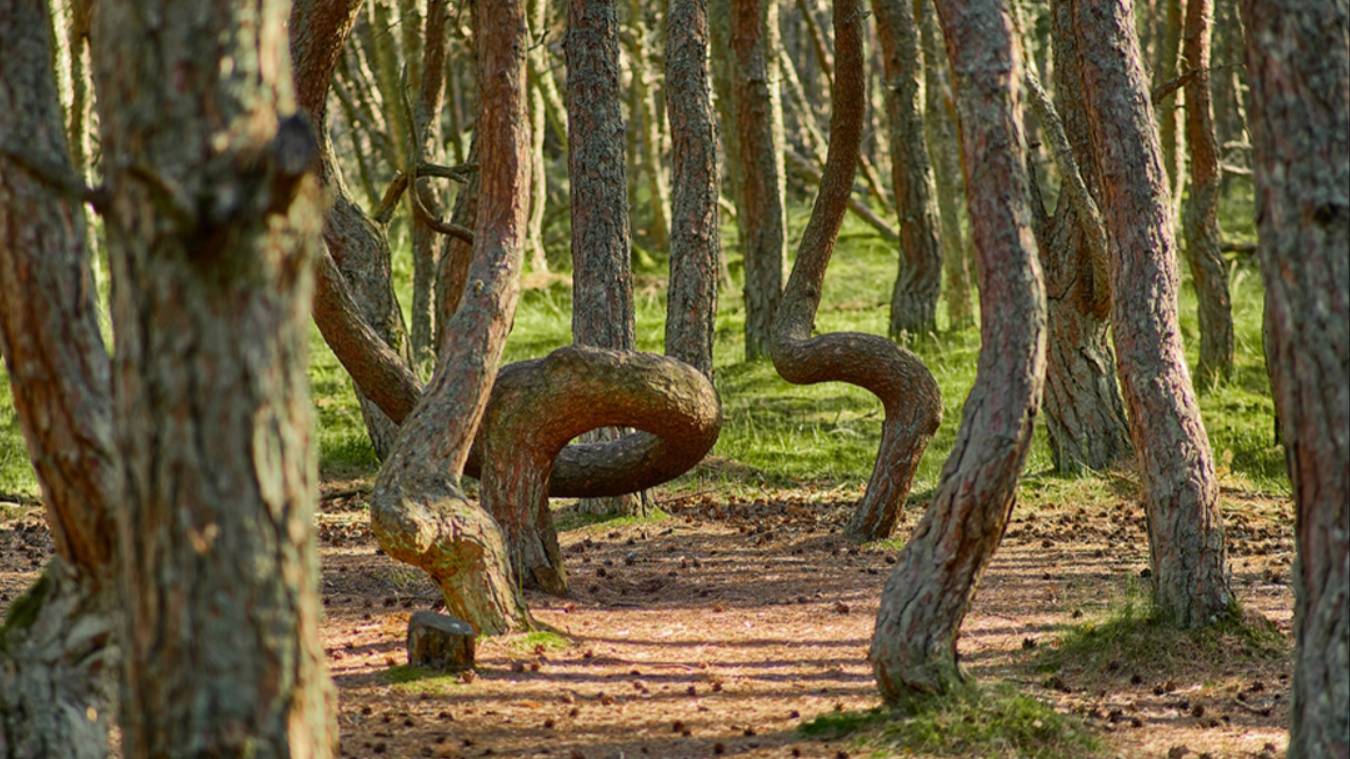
[0,486,1294,758]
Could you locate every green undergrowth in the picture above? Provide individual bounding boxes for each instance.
[510,629,572,654]
[552,504,671,533]
[1036,587,1288,680]
[799,683,1101,758]
[382,664,468,695]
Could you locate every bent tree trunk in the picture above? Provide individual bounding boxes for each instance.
[872,0,945,340]
[370,0,535,637]
[769,0,943,544]
[1071,0,1233,627]
[1035,0,1133,473]
[731,0,789,360]
[93,0,336,752]
[1240,0,1348,753]
[567,0,647,517]
[0,2,118,752]
[870,0,1046,698]
[665,0,722,377]
[1180,0,1234,386]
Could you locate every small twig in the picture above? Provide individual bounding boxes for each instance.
[0,145,107,212]
[1222,240,1258,254]
[0,491,42,506]
[1152,68,1202,105]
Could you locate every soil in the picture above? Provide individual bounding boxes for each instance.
[0,484,1294,759]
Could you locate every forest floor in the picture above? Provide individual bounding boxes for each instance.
[0,473,1295,758]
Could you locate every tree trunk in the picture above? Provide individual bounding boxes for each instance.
[369,0,535,637]
[1071,0,1233,627]
[1154,0,1187,217]
[93,0,336,752]
[410,0,454,370]
[1180,0,1235,386]
[918,0,973,330]
[627,0,673,251]
[526,0,553,274]
[567,0,647,517]
[872,0,944,340]
[438,136,480,342]
[769,0,943,544]
[1031,0,1133,474]
[0,2,118,750]
[665,0,722,377]
[731,0,788,360]
[1239,1,1348,753]
[292,0,412,461]
[870,0,1046,699]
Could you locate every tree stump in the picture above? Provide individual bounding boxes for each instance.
[406,611,476,671]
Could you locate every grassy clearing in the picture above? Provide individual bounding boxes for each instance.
[799,683,1101,758]
[553,504,671,533]
[381,664,468,696]
[1036,585,1289,681]
[508,629,572,654]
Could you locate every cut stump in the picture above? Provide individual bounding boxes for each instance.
[407,611,476,671]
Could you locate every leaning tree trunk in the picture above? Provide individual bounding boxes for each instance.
[1180,0,1235,386]
[409,0,454,368]
[292,0,412,461]
[1154,0,1186,216]
[870,0,1047,699]
[665,0,722,377]
[567,0,647,517]
[873,0,945,340]
[1071,0,1233,627]
[731,0,789,360]
[1030,0,1133,474]
[369,0,535,637]
[93,0,335,753]
[0,3,118,752]
[769,0,943,544]
[1239,1,1348,754]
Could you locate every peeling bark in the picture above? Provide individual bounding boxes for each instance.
[870,0,1046,697]
[770,0,943,544]
[1239,0,1348,753]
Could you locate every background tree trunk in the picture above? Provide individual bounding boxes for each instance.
[1154,0,1187,216]
[1071,0,1233,627]
[93,0,336,752]
[0,2,118,752]
[871,0,1046,699]
[1239,1,1348,753]
[1180,0,1235,385]
[731,0,789,360]
[626,0,673,250]
[665,0,722,377]
[873,0,944,341]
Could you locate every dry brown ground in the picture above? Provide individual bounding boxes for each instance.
[0,485,1294,759]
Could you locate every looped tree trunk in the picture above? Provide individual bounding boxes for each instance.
[768,0,942,544]
[479,346,722,594]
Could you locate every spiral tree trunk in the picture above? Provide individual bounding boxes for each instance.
[1071,0,1233,627]
[769,0,943,545]
[1239,1,1348,754]
[870,0,1047,699]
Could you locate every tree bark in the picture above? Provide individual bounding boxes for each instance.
[410,0,455,369]
[918,0,973,330]
[1029,0,1133,474]
[0,2,118,751]
[1180,0,1235,385]
[1071,0,1233,627]
[93,0,336,752]
[627,0,673,250]
[292,0,412,461]
[1239,1,1348,753]
[870,0,1046,699]
[1154,0,1187,216]
[872,0,945,340]
[769,0,943,544]
[731,0,789,360]
[665,0,722,377]
[526,0,553,274]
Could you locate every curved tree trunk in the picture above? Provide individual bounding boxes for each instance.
[731,0,789,360]
[0,3,118,751]
[873,0,944,340]
[1032,0,1133,474]
[292,0,412,461]
[1071,0,1233,627]
[1180,0,1234,386]
[438,135,480,338]
[769,0,943,544]
[369,0,535,637]
[93,0,336,752]
[1239,1,1348,754]
[918,0,973,331]
[665,0,722,377]
[870,0,1046,699]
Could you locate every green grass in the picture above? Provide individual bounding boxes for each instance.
[510,629,572,654]
[381,664,469,695]
[553,504,671,533]
[0,180,1287,507]
[799,683,1101,758]
[1036,585,1289,679]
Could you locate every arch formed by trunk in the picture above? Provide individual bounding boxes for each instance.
[768,0,942,544]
